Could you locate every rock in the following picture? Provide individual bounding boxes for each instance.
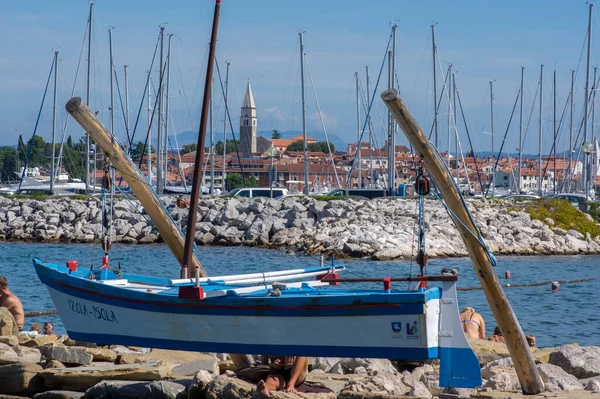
[0,308,19,337]
[204,375,255,399]
[483,371,520,391]
[312,357,341,373]
[38,361,173,391]
[187,370,214,399]
[339,372,408,396]
[45,346,93,366]
[117,348,210,365]
[0,362,44,395]
[585,379,600,391]
[0,336,18,347]
[45,360,66,369]
[13,346,42,364]
[409,381,433,398]
[84,347,117,362]
[548,344,600,379]
[22,334,59,347]
[480,357,514,379]
[32,391,84,399]
[537,363,583,391]
[85,380,188,399]
[171,357,220,377]
[419,371,441,395]
[62,338,96,348]
[467,337,510,365]
[411,364,434,383]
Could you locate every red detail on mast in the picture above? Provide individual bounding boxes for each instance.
[101,256,109,269]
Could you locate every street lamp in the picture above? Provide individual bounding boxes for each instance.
[263,145,279,198]
[583,142,593,207]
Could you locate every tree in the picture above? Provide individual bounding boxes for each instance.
[0,147,18,182]
[247,176,259,187]
[67,136,73,148]
[225,173,244,191]
[215,139,240,155]
[287,140,304,152]
[181,143,197,154]
[271,129,281,139]
[286,140,334,153]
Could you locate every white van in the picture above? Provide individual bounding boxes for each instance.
[228,187,289,198]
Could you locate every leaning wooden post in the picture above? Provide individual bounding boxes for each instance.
[66,97,207,277]
[382,88,544,395]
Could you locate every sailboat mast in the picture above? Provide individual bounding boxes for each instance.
[387,24,397,196]
[299,31,308,195]
[50,51,58,193]
[147,72,152,182]
[124,65,130,150]
[222,61,229,193]
[432,24,438,148]
[518,67,524,194]
[156,26,165,195]
[453,72,458,181]
[165,33,173,191]
[355,72,361,189]
[182,0,221,278]
[86,2,93,193]
[553,69,557,194]
[584,3,593,196]
[569,70,574,190]
[366,65,373,186]
[210,77,215,194]
[447,64,451,166]
[537,64,543,196]
[490,80,495,198]
[109,28,115,137]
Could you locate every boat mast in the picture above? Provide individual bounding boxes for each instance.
[156,26,165,195]
[210,77,215,194]
[584,3,593,196]
[366,65,373,186]
[432,24,438,148]
[124,65,130,150]
[182,0,221,279]
[109,28,115,138]
[447,64,452,167]
[592,66,597,188]
[299,31,308,195]
[537,65,543,196]
[50,50,58,193]
[382,88,545,395]
[86,2,93,193]
[222,61,230,193]
[453,72,458,182]
[569,70,574,191]
[164,33,173,190]
[147,71,152,183]
[518,67,524,194]
[387,24,397,196]
[490,80,495,198]
[355,72,361,189]
[553,69,557,194]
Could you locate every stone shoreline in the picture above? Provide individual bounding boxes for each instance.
[1,307,600,398]
[0,195,599,260]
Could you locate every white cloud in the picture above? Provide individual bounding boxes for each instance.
[261,106,289,122]
[308,111,338,130]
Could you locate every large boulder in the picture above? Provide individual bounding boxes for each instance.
[39,361,173,391]
[32,390,85,399]
[85,379,188,399]
[204,375,255,399]
[0,308,19,337]
[338,372,408,397]
[467,337,510,365]
[45,346,93,366]
[0,362,44,395]
[537,363,584,392]
[171,357,220,377]
[548,345,600,379]
[187,370,214,399]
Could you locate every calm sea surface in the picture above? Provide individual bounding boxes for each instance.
[1,241,597,348]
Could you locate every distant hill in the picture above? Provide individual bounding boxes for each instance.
[164,130,348,152]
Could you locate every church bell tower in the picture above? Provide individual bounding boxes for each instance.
[240,82,257,157]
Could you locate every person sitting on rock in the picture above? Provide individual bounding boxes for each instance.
[526,334,536,348]
[0,276,24,331]
[43,322,54,335]
[30,323,42,334]
[256,355,308,397]
[488,325,505,344]
[460,306,485,340]
[176,194,189,209]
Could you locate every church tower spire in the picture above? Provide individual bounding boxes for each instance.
[240,81,257,156]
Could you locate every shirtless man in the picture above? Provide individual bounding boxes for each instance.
[256,355,308,397]
[0,276,24,331]
[459,306,485,340]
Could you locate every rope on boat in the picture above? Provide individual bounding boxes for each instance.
[24,310,58,318]
[457,277,597,291]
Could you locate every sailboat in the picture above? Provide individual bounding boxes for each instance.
[33,1,484,389]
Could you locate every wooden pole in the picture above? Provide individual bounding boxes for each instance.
[381,88,544,395]
[65,97,207,277]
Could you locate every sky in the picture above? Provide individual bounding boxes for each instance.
[0,0,599,156]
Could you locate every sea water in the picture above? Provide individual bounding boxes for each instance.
[1,241,597,348]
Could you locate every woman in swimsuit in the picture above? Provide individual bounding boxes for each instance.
[459,306,486,339]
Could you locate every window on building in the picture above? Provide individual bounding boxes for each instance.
[244,120,248,126]
[315,176,320,181]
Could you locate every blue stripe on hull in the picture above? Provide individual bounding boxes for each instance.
[68,330,440,360]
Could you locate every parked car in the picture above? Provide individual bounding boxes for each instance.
[326,188,388,199]
[499,194,541,200]
[545,193,588,206]
[227,187,289,198]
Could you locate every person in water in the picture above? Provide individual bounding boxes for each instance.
[459,306,485,339]
[30,324,42,334]
[0,276,24,331]
[256,355,308,397]
[526,334,536,348]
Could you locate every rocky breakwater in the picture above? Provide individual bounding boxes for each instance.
[2,308,600,398]
[0,195,599,259]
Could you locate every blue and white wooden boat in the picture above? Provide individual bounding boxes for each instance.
[33,258,481,388]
